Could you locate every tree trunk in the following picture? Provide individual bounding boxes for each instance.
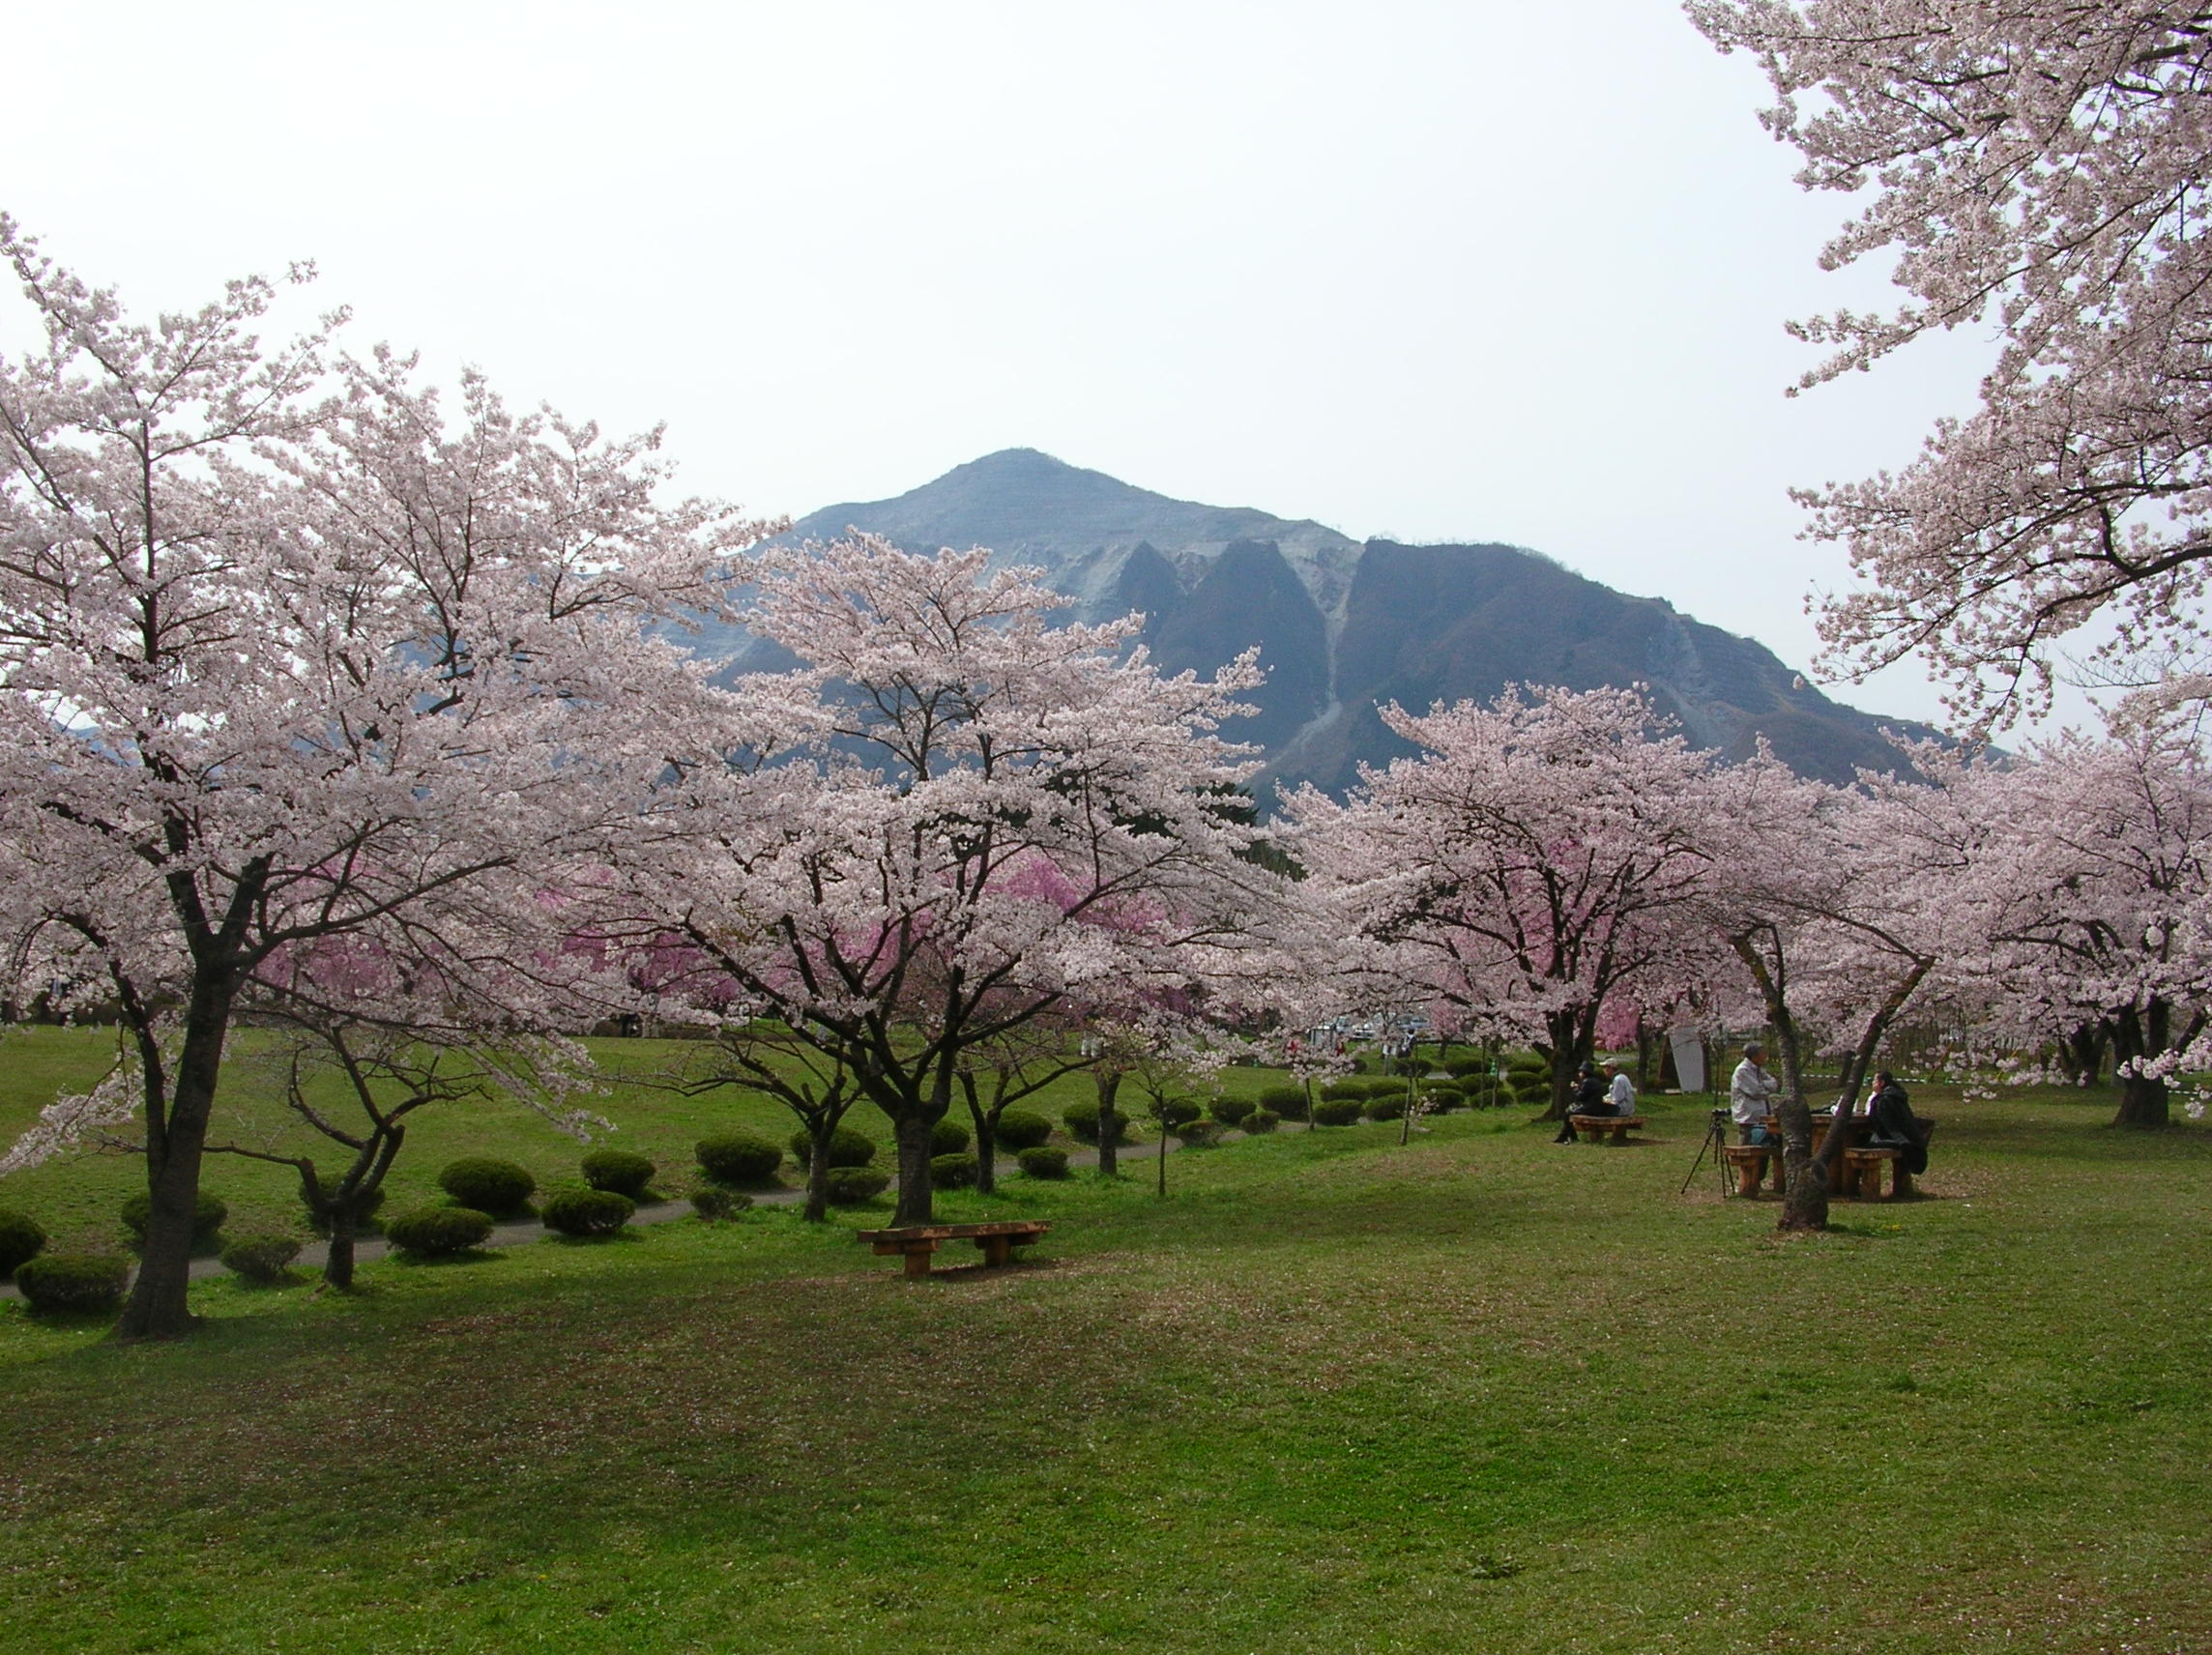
[804,1122,831,1223]
[1094,1070,1121,1176]
[890,1111,937,1226]
[2063,1023,2109,1088]
[2114,1070,2169,1129]
[1155,1114,1169,1197]
[2111,1001,2171,1128]
[116,984,235,1341]
[324,1209,358,1292]
[974,1118,999,1196]
[1772,1017,1831,1234]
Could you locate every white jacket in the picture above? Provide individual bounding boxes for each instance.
[1730,1059,1779,1125]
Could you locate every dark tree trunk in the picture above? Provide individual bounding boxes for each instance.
[117,978,237,1341]
[804,1122,832,1223]
[2063,1023,2109,1088]
[2114,1070,2169,1129]
[1094,1070,1121,1176]
[1635,1020,1657,1090]
[2110,1002,2172,1128]
[1771,1015,1832,1234]
[890,1110,938,1226]
[325,1209,359,1292]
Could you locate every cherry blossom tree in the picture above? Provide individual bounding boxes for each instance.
[0,221,770,1338]
[1282,685,1715,1118]
[621,536,1281,1227]
[1690,5,2212,727]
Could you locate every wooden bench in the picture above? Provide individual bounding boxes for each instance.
[857,1220,1051,1279]
[1566,1114,1644,1145]
[1722,1143,1783,1197]
[1840,1147,1912,1200]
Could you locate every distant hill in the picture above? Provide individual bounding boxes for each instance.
[722,448,1935,796]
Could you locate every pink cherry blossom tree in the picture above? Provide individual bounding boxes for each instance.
[1282,685,1716,1119]
[0,221,771,1338]
[619,535,1281,1226]
[1689,5,2212,727]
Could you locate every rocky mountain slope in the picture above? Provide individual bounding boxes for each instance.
[723,448,1931,795]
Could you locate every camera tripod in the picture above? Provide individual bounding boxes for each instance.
[1680,1105,1732,1197]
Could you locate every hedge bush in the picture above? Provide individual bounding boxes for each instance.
[1362,1093,1406,1121]
[540,1187,635,1238]
[1317,1080,1364,1102]
[120,1191,227,1250]
[1173,1118,1223,1147]
[696,1132,784,1186]
[302,1176,386,1235]
[15,1253,129,1314]
[994,1109,1053,1150]
[1062,1102,1130,1145]
[689,1185,752,1221]
[1152,1097,1203,1129]
[931,1152,978,1190]
[932,1118,973,1155]
[1017,1147,1070,1178]
[580,1149,656,1200]
[0,1207,46,1277]
[218,1232,304,1283]
[435,1158,536,1216]
[1445,1056,1492,1080]
[1313,1098,1365,1126]
[823,1167,889,1205]
[1210,1096,1256,1127]
[1241,1108,1280,1134]
[1257,1083,1305,1112]
[1420,1083,1462,1114]
[384,1206,495,1258]
[787,1125,876,1171]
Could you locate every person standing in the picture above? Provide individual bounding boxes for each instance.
[1731,1043,1780,1146]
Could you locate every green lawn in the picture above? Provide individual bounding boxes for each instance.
[0,1038,2207,1653]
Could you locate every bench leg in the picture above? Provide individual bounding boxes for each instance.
[1735,1160,1761,1199]
[902,1244,935,1279]
[979,1235,1012,1266]
[1891,1165,1912,1200]
[1609,1123,1628,1145]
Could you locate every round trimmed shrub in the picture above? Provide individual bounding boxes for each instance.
[1362,1093,1407,1121]
[1063,1102,1131,1146]
[1211,1096,1256,1127]
[787,1125,876,1171]
[540,1187,635,1238]
[689,1185,751,1221]
[121,1190,228,1250]
[1172,1118,1223,1147]
[1445,1057,1492,1080]
[1017,1146,1070,1178]
[1318,1080,1364,1102]
[696,1132,784,1186]
[385,1206,495,1258]
[0,1207,46,1277]
[1152,1097,1203,1130]
[218,1232,304,1283]
[823,1167,889,1205]
[15,1252,129,1314]
[1241,1108,1280,1134]
[995,1109,1053,1150]
[932,1118,973,1155]
[1257,1083,1305,1113]
[1313,1097,1365,1127]
[303,1176,386,1235]
[580,1149,656,1200]
[435,1158,535,1216]
[931,1152,978,1190]
[1420,1082,1462,1114]
[1460,1077,1499,1109]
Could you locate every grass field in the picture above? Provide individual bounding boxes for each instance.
[1,1031,2208,1654]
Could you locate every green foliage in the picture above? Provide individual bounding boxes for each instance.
[931,1152,979,1190]
[14,1252,128,1314]
[218,1232,305,1283]
[1317,1080,1364,1102]
[1062,1102,1131,1145]
[696,1132,784,1186]
[303,1176,386,1235]
[540,1187,635,1238]
[994,1108,1053,1149]
[1445,1057,1492,1079]
[120,1190,227,1249]
[1362,1093,1407,1121]
[822,1167,889,1205]
[0,1206,46,1277]
[1173,1118,1224,1147]
[434,1158,536,1217]
[1210,1096,1256,1126]
[1257,1084,1305,1113]
[786,1125,876,1171]
[1151,1097,1203,1129]
[580,1149,656,1200]
[688,1185,751,1222]
[1419,1084,1461,1114]
[931,1118,972,1155]
[1313,1098,1365,1126]
[1016,1147,1070,1178]
[384,1206,495,1258]
[1241,1108,1280,1134]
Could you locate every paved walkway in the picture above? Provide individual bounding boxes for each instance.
[0,1126,1299,1299]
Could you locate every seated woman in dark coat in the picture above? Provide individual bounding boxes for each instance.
[1866,1070,1930,1176]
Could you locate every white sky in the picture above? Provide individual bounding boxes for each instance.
[3,0,2073,730]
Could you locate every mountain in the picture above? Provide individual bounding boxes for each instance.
[736,448,1934,795]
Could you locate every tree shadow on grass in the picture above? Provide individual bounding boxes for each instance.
[386,1248,505,1269]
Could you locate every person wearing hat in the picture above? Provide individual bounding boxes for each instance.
[1553,1060,1609,1142]
[1602,1059,1636,1117]
[1730,1042,1780,1145]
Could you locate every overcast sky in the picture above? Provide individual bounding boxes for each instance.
[5,0,2059,730]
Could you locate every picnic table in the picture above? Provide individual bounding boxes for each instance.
[856,1220,1051,1279]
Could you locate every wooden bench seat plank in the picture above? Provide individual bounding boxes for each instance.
[858,1220,1051,1277]
[1566,1115,1645,1144]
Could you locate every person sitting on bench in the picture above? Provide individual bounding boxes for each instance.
[1554,1062,1608,1143]
[1866,1070,1929,1176]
